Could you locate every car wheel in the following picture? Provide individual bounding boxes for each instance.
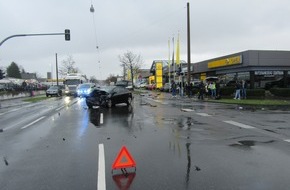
[127,97,132,106]
[107,100,113,108]
[46,94,48,97]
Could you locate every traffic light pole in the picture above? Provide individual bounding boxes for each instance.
[0,30,70,47]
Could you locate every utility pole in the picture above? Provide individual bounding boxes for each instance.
[56,53,59,86]
[187,2,191,85]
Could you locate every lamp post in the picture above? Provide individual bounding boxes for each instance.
[187,2,191,85]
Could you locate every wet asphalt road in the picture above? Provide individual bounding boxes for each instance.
[1,92,290,189]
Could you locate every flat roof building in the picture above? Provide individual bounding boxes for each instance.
[192,50,290,88]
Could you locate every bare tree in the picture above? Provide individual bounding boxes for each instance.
[119,51,143,89]
[59,55,80,77]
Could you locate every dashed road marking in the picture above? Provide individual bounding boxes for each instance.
[0,108,22,116]
[100,113,103,124]
[196,113,211,117]
[56,105,65,111]
[223,120,255,129]
[98,144,106,190]
[181,108,194,112]
[284,139,290,143]
[21,116,46,130]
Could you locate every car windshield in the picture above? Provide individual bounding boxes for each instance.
[99,86,115,93]
[116,81,129,86]
[65,79,80,85]
[48,86,59,89]
[78,84,91,88]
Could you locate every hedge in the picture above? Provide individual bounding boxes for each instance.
[220,87,265,98]
[269,88,290,97]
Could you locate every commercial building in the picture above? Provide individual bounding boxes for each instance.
[148,50,290,89]
[192,50,290,89]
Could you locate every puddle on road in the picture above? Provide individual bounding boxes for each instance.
[265,120,286,123]
[161,117,206,129]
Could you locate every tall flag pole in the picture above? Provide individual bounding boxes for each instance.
[172,36,175,82]
[176,32,180,66]
[168,38,171,80]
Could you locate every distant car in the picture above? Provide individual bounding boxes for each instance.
[134,82,147,89]
[147,83,156,90]
[46,86,62,97]
[160,83,171,92]
[77,83,96,97]
[0,84,6,91]
[205,76,219,83]
[86,86,133,108]
[265,77,290,90]
[116,80,133,90]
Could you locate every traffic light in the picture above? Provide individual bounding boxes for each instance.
[65,29,70,41]
[0,69,5,79]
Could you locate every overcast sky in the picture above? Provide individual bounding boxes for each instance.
[1,0,290,80]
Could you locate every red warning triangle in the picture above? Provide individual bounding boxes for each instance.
[112,146,136,170]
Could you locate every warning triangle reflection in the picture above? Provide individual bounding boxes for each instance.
[112,172,136,190]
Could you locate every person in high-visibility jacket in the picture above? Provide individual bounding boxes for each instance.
[210,82,216,98]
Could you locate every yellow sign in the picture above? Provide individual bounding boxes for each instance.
[155,62,163,88]
[208,55,242,69]
[200,73,206,81]
[149,76,155,84]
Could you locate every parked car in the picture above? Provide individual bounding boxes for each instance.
[46,85,62,97]
[77,83,96,97]
[115,80,133,90]
[86,86,133,108]
[265,77,290,90]
[147,83,156,90]
[160,83,171,92]
[134,82,147,89]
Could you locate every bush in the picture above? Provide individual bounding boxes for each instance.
[247,89,265,97]
[219,87,265,98]
[220,87,235,96]
[269,88,290,97]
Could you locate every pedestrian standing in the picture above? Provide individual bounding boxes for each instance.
[189,82,193,98]
[234,80,241,100]
[241,80,247,99]
[216,80,221,99]
[171,80,177,98]
[198,81,205,100]
[211,82,216,99]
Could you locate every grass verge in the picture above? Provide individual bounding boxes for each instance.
[207,98,290,106]
[23,95,49,103]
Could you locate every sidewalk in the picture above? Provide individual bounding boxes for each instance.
[0,90,45,109]
[0,97,30,109]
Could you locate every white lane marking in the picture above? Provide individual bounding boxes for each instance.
[0,108,22,116]
[98,144,106,190]
[284,139,290,143]
[21,116,46,130]
[55,105,65,111]
[196,113,211,117]
[223,120,255,129]
[100,113,103,124]
[181,108,194,112]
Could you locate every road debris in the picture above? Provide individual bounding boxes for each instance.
[3,157,9,166]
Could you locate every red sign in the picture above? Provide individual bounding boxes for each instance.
[112,146,136,170]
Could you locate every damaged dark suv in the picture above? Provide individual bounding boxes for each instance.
[86,86,133,109]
